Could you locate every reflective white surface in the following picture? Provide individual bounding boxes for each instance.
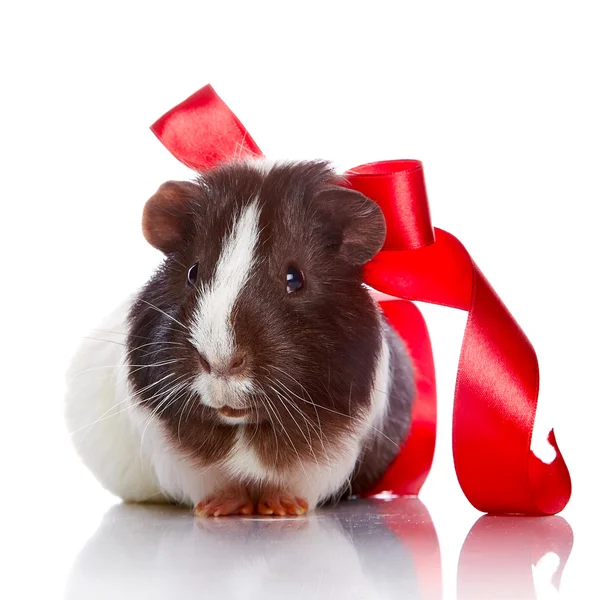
[62,498,573,600]
[3,2,600,599]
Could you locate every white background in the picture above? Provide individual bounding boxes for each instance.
[1,1,598,598]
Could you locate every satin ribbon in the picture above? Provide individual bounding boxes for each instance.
[150,85,571,515]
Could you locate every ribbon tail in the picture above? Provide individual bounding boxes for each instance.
[456,264,571,514]
[365,228,572,515]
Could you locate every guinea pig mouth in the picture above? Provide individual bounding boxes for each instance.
[217,405,251,418]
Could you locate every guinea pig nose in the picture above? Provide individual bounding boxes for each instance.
[197,353,212,374]
[226,351,247,376]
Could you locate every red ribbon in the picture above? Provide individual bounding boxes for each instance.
[151,85,571,515]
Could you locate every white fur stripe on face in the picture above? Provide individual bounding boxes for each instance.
[190,200,261,364]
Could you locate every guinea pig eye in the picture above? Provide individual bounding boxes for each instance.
[286,266,304,293]
[187,263,199,287]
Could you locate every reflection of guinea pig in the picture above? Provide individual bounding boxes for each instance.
[65,502,422,600]
[65,160,415,515]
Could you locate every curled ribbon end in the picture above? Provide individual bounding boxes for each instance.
[527,430,572,516]
[531,428,558,465]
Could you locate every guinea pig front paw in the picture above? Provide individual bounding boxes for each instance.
[257,490,309,517]
[194,487,253,518]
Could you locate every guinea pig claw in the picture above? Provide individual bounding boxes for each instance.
[257,491,309,517]
[257,503,274,516]
[296,497,309,511]
[194,489,253,518]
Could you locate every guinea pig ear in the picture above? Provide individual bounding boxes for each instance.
[315,187,386,265]
[142,181,199,253]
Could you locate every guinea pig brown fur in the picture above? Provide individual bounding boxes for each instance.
[65,160,415,517]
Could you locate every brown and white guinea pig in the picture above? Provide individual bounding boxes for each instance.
[65,160,415,516]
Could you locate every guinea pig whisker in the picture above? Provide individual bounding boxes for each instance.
[253,385,280,463]
[134,298,188,331]
[245,397,262,446]
[127,340,187,352]
[122,341,186,364]
[68,363,137,379]
[269,384,312,443]
[267,378,318,439]
[75,397,147,439]
[371,386,414,403]
[158,386,190,418]
[267,377,330,469]
[131,371,179,397]
[116,358,184,388]
[279,391,313,443]
[258,388,309,478]
[139,374,193,454]
[177,390,196,443]
[265,366,318,406]
[264,370,327,448]
[89,328,130,337]
[72,371,178,438]
[150,376,192,414]
[159,324,192,337]
[72,373,180,443]
[81,337,186,360]
[304,397,398,448]
[127,359,183,378]
[271,380,399,449]
[234,134,246,161]
[83,336,126,346]
[68,359,181,381]
[183,391,201,424]
[91,328,167,341]
[137,374,185,409]
[274,389,321,467]
[196,419,221,454]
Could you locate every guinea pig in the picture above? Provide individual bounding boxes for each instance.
[65,160,415,516]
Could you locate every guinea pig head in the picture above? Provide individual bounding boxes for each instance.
[128,161,387,462]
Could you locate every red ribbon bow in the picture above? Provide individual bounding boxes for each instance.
[151,85,571,515]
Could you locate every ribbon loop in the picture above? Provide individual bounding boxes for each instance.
[345,160,435,251]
